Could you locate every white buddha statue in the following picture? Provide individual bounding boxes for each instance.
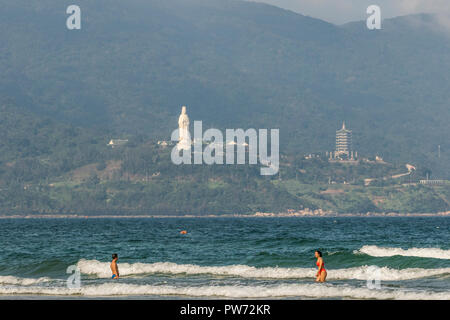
[177,106,191,150]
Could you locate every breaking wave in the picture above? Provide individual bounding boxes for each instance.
[0,281,449,299]
[76,259,450,281]
[357,245,450,260]
[0,276,52,286]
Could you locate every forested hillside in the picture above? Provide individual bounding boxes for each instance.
[0,0,449,214]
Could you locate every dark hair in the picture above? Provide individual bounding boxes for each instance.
[315,250,322,257]
[112,253,118,260]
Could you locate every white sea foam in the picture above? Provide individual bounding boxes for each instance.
[0,282,449,299]
[76,259,450,281]
[0,276,51,286]
[357,245,450,260]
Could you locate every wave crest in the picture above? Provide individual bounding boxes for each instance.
[0,276,51,286]
[0,282,448,299]
[357,245,450,259]
[76,259,450,281]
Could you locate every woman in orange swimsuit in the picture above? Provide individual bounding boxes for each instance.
[315,250,327,282]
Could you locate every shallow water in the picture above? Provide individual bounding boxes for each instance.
[0,217,449,299]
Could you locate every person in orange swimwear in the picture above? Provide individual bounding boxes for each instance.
[110,253,119,279]
[315,250,327,282]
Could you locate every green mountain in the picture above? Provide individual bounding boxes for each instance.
[1,0,448,177]
[0,0,449,215]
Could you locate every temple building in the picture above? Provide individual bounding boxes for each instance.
[336,121,352,156]
[329,121,357,161]
[107,139,128,148]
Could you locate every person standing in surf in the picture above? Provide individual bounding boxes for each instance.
[111,253,119,279]
[315,250,327,282]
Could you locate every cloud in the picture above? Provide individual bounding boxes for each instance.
[397,0,450,30]
[397,0,450,14]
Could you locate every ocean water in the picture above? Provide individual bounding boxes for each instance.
[0,217,449,299]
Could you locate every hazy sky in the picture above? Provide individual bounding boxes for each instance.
[249,0,450,25]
